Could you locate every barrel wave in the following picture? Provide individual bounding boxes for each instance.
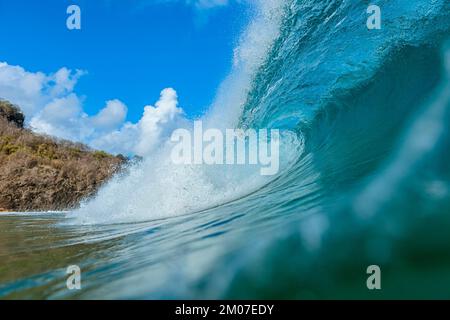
[1,0,450,299]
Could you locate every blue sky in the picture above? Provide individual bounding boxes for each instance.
[0,0,255,155]
[0,0,249,122]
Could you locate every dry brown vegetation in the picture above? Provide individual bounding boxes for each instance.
[0,100,126,212]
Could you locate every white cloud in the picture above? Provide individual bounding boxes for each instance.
[0,62,47,116]
[29,94,92,142]
[135,88,183,155]
[0,61,186,157]
[50,67,86,97]
[90,88,186,156]
[0,62,86,117]
[91,99,128,131]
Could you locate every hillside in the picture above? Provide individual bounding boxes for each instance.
[0,99,126,212]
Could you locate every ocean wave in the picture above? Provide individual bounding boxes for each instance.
[3,0,450,299]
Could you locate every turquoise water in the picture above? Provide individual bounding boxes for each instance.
[1,0,450,299]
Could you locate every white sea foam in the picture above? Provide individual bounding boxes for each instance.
[68,0,288,224]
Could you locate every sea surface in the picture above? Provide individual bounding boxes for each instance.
[1,0,450,299]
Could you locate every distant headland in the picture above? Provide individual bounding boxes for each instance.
[0,99,127,212]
